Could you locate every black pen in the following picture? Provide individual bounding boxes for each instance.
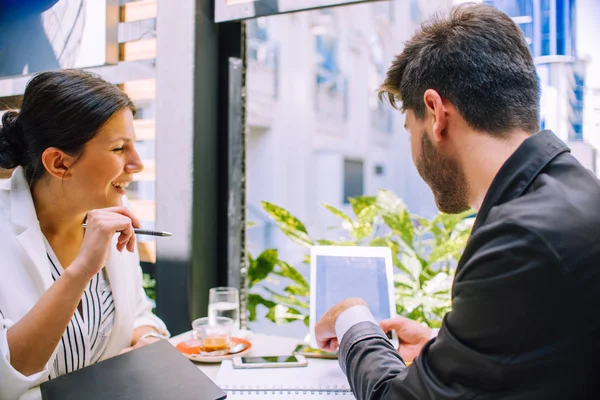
[81,224,172,237]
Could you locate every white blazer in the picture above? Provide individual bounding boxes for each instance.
[0,168,169,400]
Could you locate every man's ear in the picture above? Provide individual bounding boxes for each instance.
[423,89,448,143]
[40,147,76,180]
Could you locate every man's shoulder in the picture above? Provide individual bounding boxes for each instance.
[484,164,600,271]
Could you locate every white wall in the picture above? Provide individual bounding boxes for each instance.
[246,0,445,259]
[245,0,449,337]
[577,0,600,175]
[569,141,597,174]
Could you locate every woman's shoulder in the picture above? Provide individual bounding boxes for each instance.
[0,176,10,193]
[0,178,10,224]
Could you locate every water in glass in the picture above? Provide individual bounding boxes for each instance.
[208,287,239,329]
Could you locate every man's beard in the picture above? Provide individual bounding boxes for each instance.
[416,131,470,214]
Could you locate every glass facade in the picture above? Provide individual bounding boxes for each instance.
[486,0,575,57]
[487,0,584,141]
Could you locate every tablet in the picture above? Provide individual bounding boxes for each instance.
[309,246,399,349]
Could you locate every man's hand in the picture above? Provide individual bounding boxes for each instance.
[379,317,432,363]
[315,298,367,352]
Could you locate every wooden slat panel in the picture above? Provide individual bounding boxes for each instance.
[129,199,156,221]
[133,119,155,141]
[0,95,22,111]
[119,38,157,62]
[121,79,156,101]
[138,240,156,263]
[134,159,155,181]
[120,0,157,23]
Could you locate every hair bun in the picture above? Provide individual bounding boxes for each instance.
[0,111,27,168]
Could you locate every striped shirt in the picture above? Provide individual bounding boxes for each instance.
[44,240,116,379]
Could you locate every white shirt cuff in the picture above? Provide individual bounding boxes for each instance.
[335,305,377,344]
[0,327,51,399]
[430,328,440,339]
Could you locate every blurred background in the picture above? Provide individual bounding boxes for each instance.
[243,0,600,336]
[0,0,598,337]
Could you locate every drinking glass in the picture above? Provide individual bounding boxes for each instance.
[192,316,234,351]
[208,287,240,330]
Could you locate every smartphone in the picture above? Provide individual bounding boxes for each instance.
[293,344,338,359]
[232,355,308,369]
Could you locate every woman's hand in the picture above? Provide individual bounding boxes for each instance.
[70,207,140,281]
[5,206,140,377]
[118,337,162,355]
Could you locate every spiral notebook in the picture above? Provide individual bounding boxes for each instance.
[215,359,355,398]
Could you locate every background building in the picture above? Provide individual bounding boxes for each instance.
[244,0,452,336]
[246,0,600,336]
[485,0,598,173]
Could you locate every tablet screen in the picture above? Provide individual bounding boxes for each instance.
[314,255,392,322]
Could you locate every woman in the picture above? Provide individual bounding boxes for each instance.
[0,70,169,400]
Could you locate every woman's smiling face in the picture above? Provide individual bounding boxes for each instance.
[64,109,143,209]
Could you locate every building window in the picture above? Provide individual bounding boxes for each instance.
[556,0,566,55]
[314,10,340,93]
[372,1,394,23]
[485,0,534,53]
[368,34,393,133]
[541,0,551,56]
[343,159,364,203]
[570,71,585,141]
[248,17,271,64]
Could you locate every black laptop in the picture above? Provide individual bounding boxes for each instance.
[41,339,227,400]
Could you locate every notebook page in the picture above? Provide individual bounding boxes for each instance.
[215,359,352,392]
[225,393,355,399]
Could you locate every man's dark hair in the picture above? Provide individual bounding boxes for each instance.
[379,3,540,135]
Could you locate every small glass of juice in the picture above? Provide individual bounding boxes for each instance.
[192,316,234,351]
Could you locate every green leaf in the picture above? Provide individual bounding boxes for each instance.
[428,235,469,263]
[247,294,277,321]
[351,224,372,241]
[266,304,307,324]
[349,196,377,217]
[430,210,474,241]
[349,205,380,240]
[262,201,314,247]
[316,239,336,245]
[376,189,406,215]
[285,285,310,297]
[442,210,475,232]
[357,205,379,226]
[303,254,311,265]
[401,253,423,283]
[264,287,309,309]
[423,272,452,295]
[369,237,389,247]
[142,273,156,301]
[394,272,415,290]
[382,211,415,247]
[321,203,354,227]
[248,249,279,287]
[246,221,258,229]
[274,261,310,289]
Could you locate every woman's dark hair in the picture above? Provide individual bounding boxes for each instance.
[0,69,135,185]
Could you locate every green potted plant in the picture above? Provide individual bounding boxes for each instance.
[247,189,474,328]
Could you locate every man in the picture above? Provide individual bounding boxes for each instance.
[315,3,600,399]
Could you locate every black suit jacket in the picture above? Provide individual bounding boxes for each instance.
[339,131,600,399]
